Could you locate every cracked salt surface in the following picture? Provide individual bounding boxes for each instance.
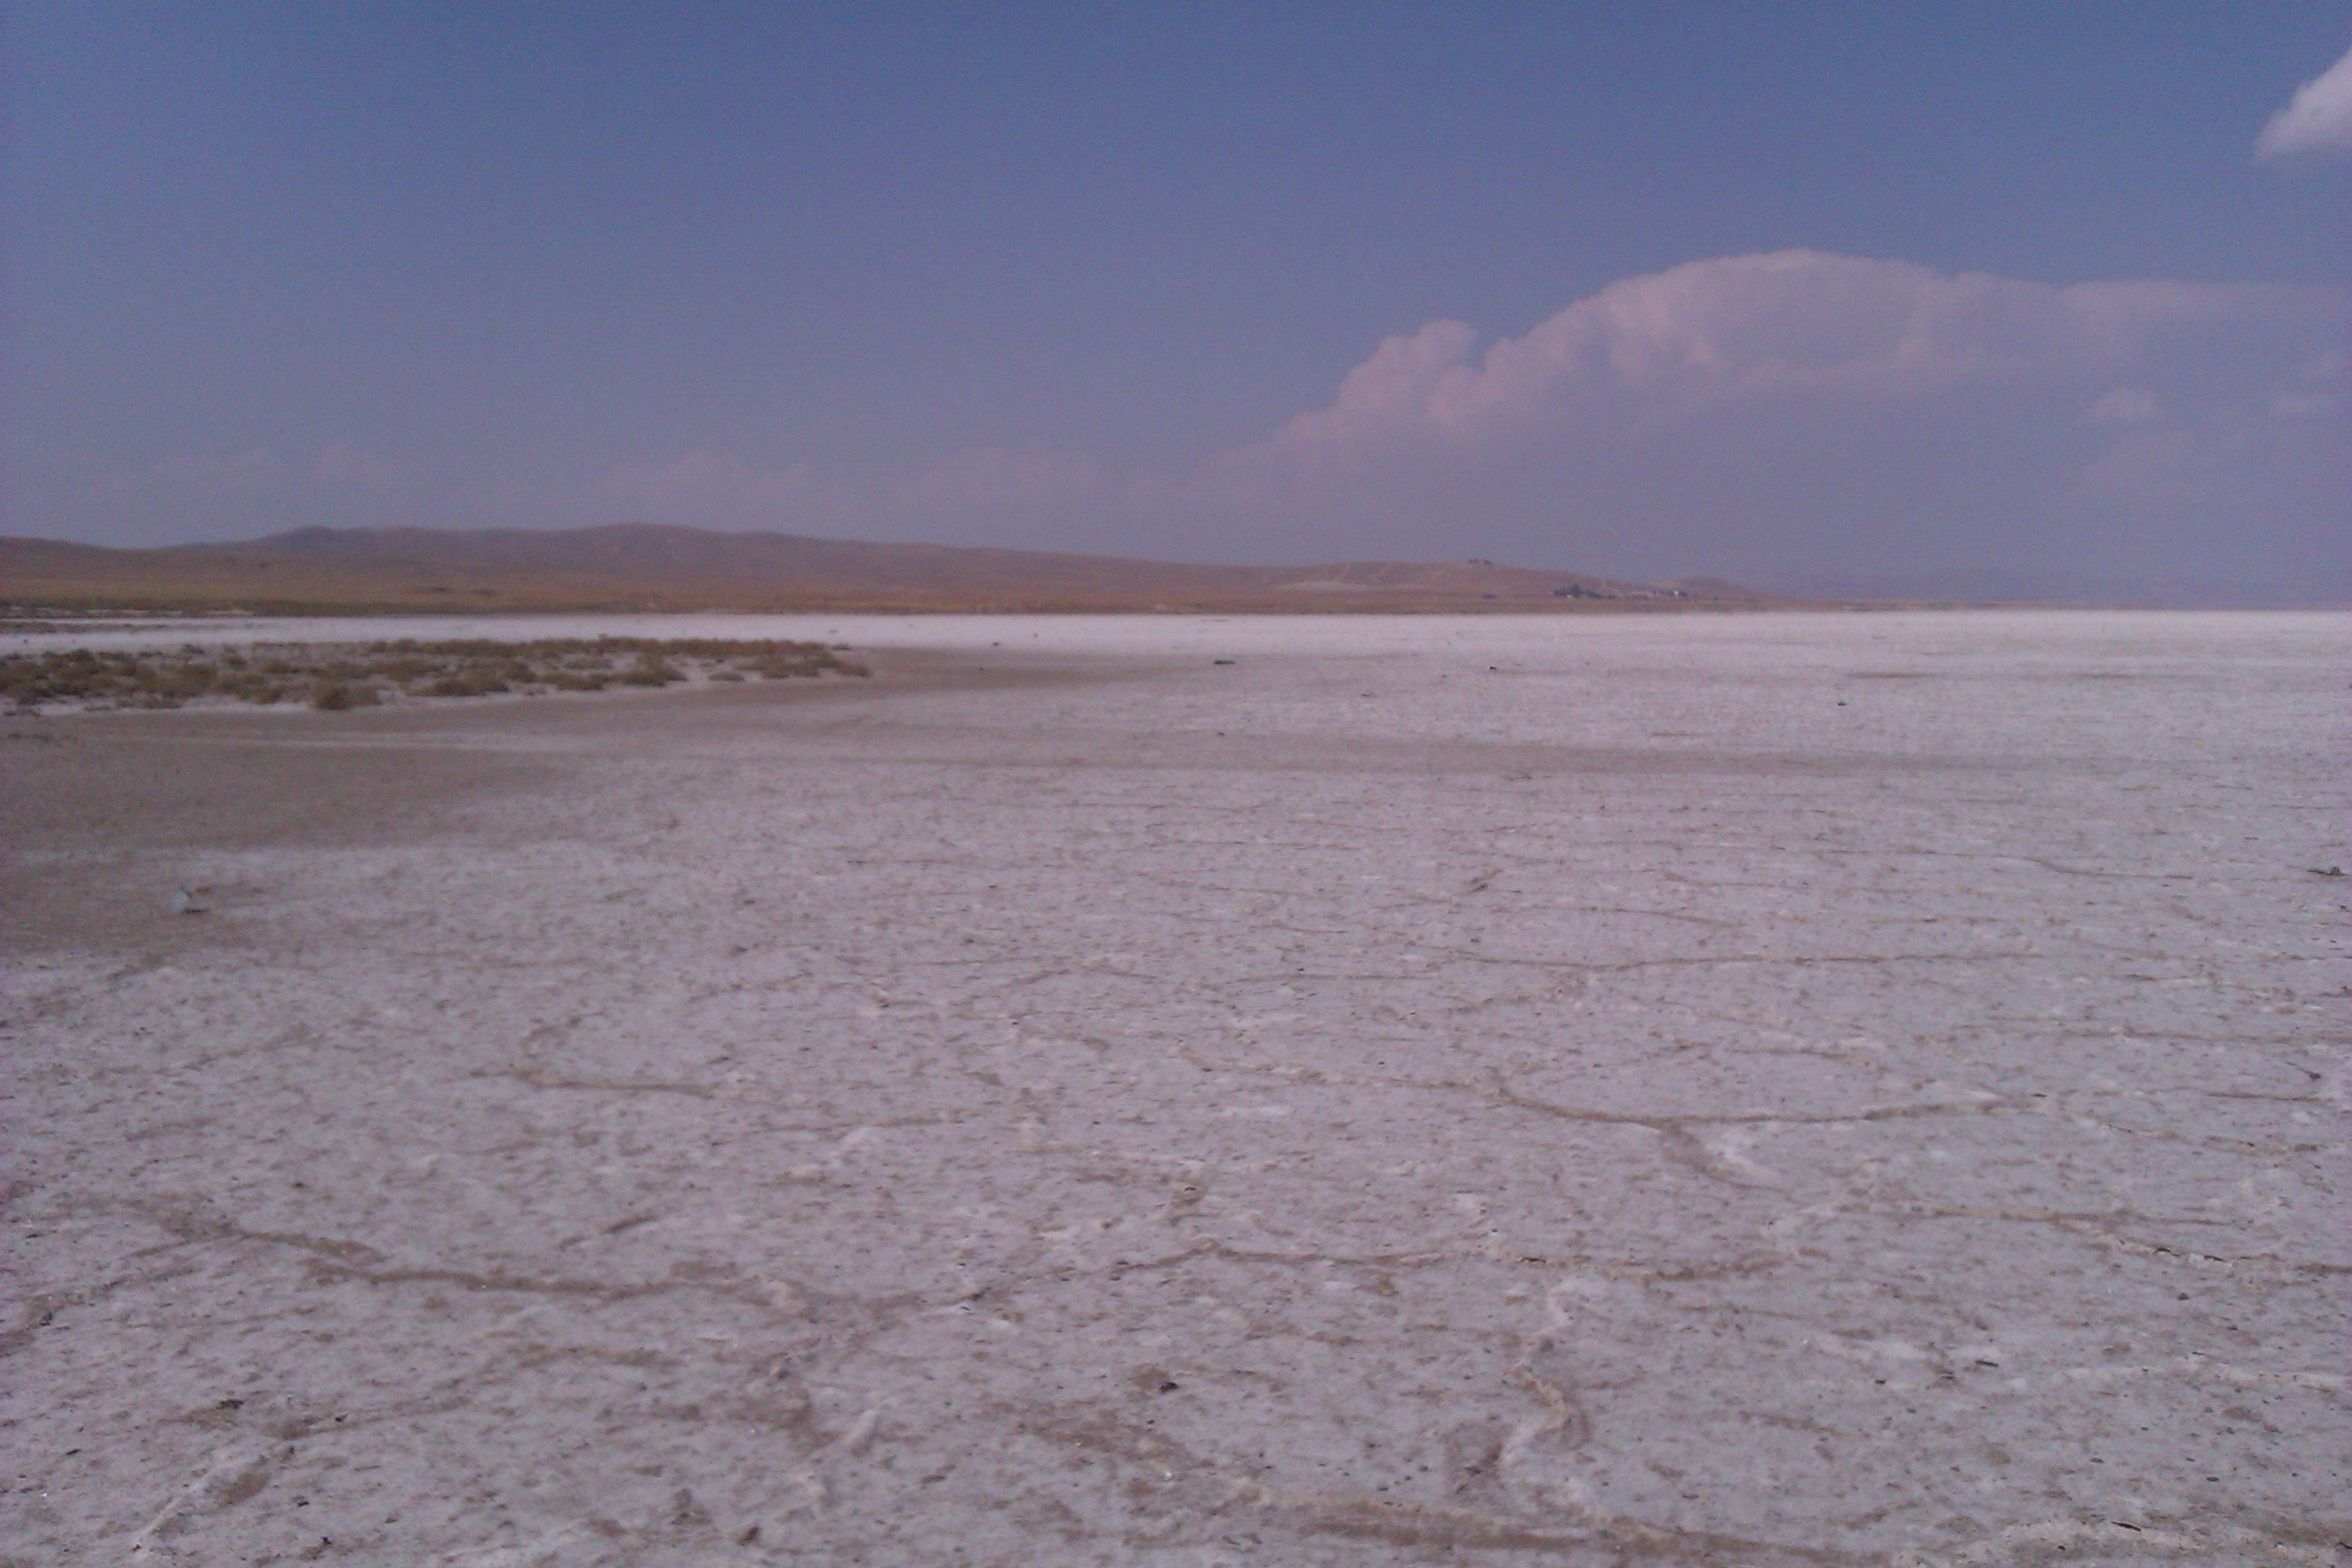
[3,611,2347,1565]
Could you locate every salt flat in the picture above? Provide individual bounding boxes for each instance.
[3,611,2346,1567]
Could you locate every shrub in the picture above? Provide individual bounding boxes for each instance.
[310,681,378,710]
[4,634,856,711]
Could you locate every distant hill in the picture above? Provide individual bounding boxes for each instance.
[0,524,1793,615]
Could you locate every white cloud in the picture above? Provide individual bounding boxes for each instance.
[2258,43,2352,160]
[1246,251,2320,464]
[1165,250,2337,555]
[1165,250,2344,583]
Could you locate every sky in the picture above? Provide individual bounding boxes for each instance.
[4,5,2347,596]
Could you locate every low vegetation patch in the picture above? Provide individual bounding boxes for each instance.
[2,636,865,713]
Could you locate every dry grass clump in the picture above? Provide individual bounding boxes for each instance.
[2,636,864,713]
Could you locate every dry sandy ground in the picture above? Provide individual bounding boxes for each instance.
[2,612,2346,1568]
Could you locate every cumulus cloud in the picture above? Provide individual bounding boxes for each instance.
[1177,250,2345,588]
[1241,251,2325,461]
[2257,43,2352,160]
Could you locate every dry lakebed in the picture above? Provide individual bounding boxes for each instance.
[1,610,2345,1566]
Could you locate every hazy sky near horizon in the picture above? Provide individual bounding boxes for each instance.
[5,5,2347,593]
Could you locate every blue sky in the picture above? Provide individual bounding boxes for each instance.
[4,5,2347,593]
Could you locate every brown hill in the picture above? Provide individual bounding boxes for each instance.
[0,524,1790,614]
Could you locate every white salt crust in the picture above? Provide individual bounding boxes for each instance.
[4,611,2346,1565]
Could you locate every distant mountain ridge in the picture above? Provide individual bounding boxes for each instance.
[0,524,1790,614]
